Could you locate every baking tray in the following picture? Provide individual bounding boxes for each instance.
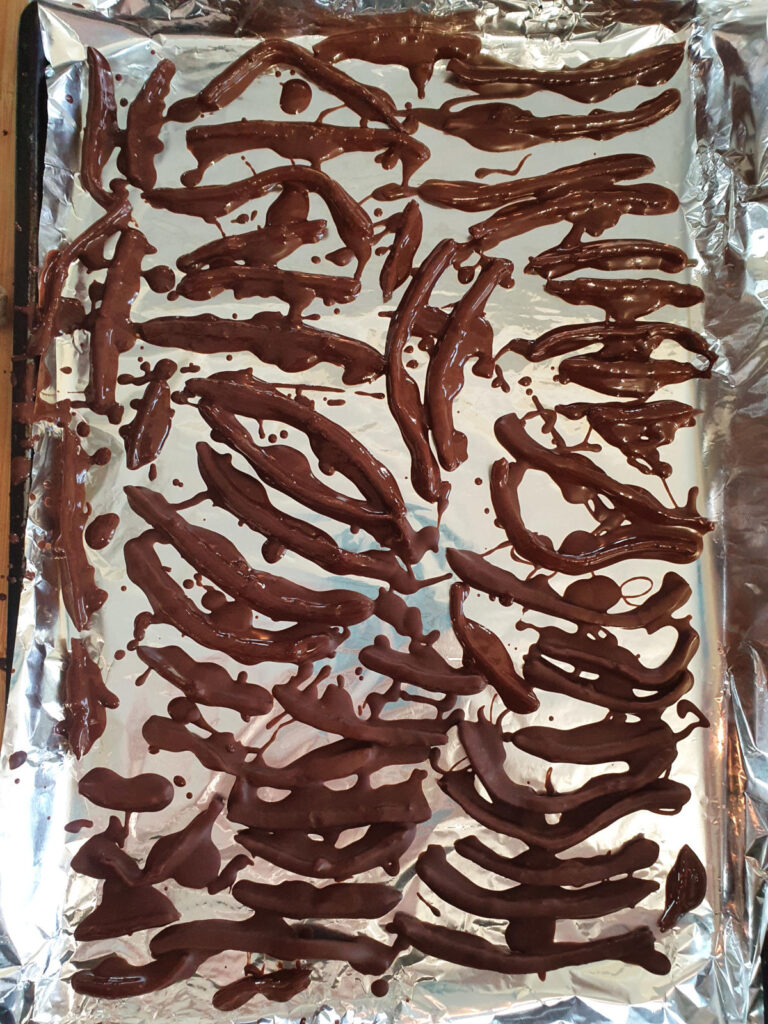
[8,0,47,679]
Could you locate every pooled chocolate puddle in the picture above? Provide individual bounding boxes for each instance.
[48,21,711,1006]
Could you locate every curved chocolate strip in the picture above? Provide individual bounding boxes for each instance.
[470,183,679,250]
[558,400,697,477]
[426,258,511,470]
[658,844,706,930]
[386,239,456,506]
[228,770,430,829]
[455,834,659,887]
[82,48,121,207]
[120,361,175,470]
[505,319,713,366]
[359,634,484,695]
[440,768,690,852]
[410,90,680,153]
[460,711,676,813]
[57,638,118,758]
[526,238,693,279]
[183,121,429,188]
[233,879,401,918]
[273,668,454,748]
[71,952,207,998]
[74,880,179,941]
[392,914,670,975]
[447,551,690,632]
[380,200,423,302]
[449,583,537,713]
[124,532,345,665]
[416,845,657,920]
[54,429,108,630]
[124,485,374,626]
[491,414,712,572]
[29,191,131,358]
[136,645,273,718]
[150,915,398,975]
[237,824,416,879]
[139,312,384,386]
[213,967,312,1011]
[176,264,359,317]
[141,716,249,777]
[197,445,419,593]
[145,166,372,275]
[190,373,435,562]
[314,17,480,97]
[545,276,703,321]
[414,153,655,212]
[143,798,223,888]
[243,738,425,788]
[118,59,175,191]
[86,228,155,417]
[447,43,684,103]
[79,767,173,812]
[167,38,400,129]
[558,354,708,399]
[176,221,328,272]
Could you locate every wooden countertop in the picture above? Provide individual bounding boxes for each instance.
[1,0,28,724]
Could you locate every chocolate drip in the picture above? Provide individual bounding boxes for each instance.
[380,200,423,302]
[447,43,684,103]
[71,951,206,998]
[125,485,373,626]
[197,444,421,593]
[146,166,372,277]
[29,192,131,358]
[392,914,670,975]
[448,553,690,632]
[119,59,175,191]
[119,359,176,469]
[314,15,481,97]
[176,221,328,272]
[281,77,312,114]
[167,38,400,129]
[79,768,174,812]
[416,845,657,920]
[233,879,401,918]
[456,834,659,887]
[136,646,273,718]
[150,915,398,975]
[359,634,484,695]
[425,258,511,470]
[209,854,252,895]
[125,532,345,666]
[545,276,703,321]
[658,845,706,930]
[188,371,436,563]
[526,238,693,279]
[558,400,697,477]
[213,966,312,1011]
[75,879,179,941]
[491,414,712,572]
[85,512,120,550]
[139,312,384,385]
[183,120,429,188]
[57,639,119,758]
[410,90,680,153]
[386,240,456,506]
[86,228,155,418]
[54,428,108,629]
[143,798,223,888]
[449,583,537,713]
[82,48,121,207]
[237,824,416,880]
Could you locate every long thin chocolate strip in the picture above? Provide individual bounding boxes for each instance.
[82,48,121,207]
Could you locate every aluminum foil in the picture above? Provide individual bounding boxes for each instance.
[1,1,767,1022]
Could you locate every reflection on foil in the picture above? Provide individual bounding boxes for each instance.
[0,1,767,1024]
